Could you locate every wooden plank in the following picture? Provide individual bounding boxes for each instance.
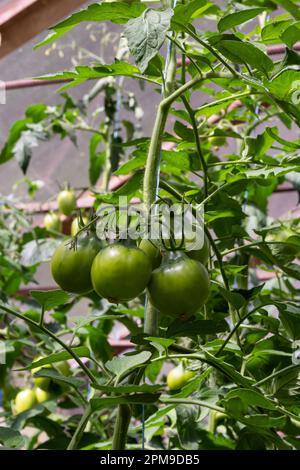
[0,0,87,58]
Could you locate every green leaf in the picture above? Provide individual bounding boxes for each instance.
[272,0,300,20]
[267,68,300,101]
[210,37,274,76]
[21,239,61,267]
[261,20,294,44]
[33,369,84,389]
[224,388,277,411]
[105,351,152,380]
[95,171,143,204]
[146,337,175,353]
[13,124,48,173]
[0,119,30,165]
[172,0,219,31]
[218,8,266,33]
[167,319,229,337]
[114,155,146,175]
[36,62,141,83]
[90,393,159,411]
[174,121,195,141]
[176,405,201,450]
[243,414,287,428]
[89,134,105,186]
[277,302,300,340]
[0,427,25,449]
[22,347,90,370]
[35,2,146,48]
[218,286,246,309]
[204,351,255,387]
[31,290,72,311]
[281,21,300,47]
[91,384,162,394]
[124,8,173,73]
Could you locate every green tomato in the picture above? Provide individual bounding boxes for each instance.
[139,239,162,269]
[91,243,152,302]
[57,189,76,216]
[53,361,71,392]
[147,252,210,318]
[167,364,195,390]
[51,235,101,294]
[71,216,89,236]
[54,361,71,377]
[186,234,210,265]
[35,387,52,403]
[14,389,36,414]
[208,135,226,147]
[32,356,52,391]
[44,212,62,232]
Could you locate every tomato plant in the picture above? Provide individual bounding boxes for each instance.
[0,0,300,453]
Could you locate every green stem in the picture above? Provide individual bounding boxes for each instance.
[181,95,208,198]
[181,24,238,77]
[112,404,132,450]
[216,302,272,357]
[67,405,92,450]
[196,91,252,114]
[255,364,300,388]
[0,303,97,384]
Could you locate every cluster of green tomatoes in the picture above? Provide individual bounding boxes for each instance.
[43,188,88,236]
[51,228,211,319]
[14,359,70,414]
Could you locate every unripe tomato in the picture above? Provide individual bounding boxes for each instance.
[71,216,89,236]
[186,234,210,265]
[167,364,195,390]
[14,389,36,414]
[147,252,210,317]
[32,357,52,391]
[44,212,62,232]
[57,189,76,216]
[139,239,162,269]
[91,243,152,302]
[208,135,226,147]
[51,235,101,294]
[35,387,52,403]
[55,361,71,377]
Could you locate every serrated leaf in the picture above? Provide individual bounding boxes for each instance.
[281,21,300,47]
[218,8,266,33]
[35,2,146,48]
[21,347,90,370]
[261,20,294,44]
[31,290,72,311]
[21,239,61,267]
[211,38,274,76]
[105,351,151,380]
[172,0,218,31]
[124,8,173,72]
